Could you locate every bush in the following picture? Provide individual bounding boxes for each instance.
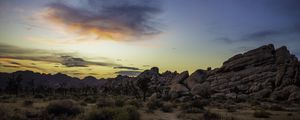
[80,101,87,106]
[124,105,140,120]
[97,98,115,108]
[46,100,82,116]
[114,97,125,107]
[184,107,204,113]
[253,110,271,118]
[85,105,139,120]
[191,99,209,109]
[146,99,163,110]
[0,105,26,120]
[127,99,142,108]
[269,104,284,111]
[34,94,45,99]
[161,102,173,112]
[84,96,97,103]
[203,111,220,120]
[225,105,236,112]
[23,100,34,107]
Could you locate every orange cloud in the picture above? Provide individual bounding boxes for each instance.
[40,1,162,41]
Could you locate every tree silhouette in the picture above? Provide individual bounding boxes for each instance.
[136,77,151,101]
[28,79,35,95]
[15,75,23,96]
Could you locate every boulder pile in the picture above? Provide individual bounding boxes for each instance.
[103,44,300,102]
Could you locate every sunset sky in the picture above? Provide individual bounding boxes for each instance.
[0,0,300,78]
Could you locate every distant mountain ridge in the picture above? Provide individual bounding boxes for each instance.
[0,70,108,89]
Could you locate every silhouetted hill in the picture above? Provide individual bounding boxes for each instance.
[0,70,106,89]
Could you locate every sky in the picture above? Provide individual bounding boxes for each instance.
[0,0,300,78]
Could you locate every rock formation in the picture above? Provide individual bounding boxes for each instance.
[204,44,300,101]
[99,44,300,102]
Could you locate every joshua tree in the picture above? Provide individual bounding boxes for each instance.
[15,74,23,96]
[28,79,35,95]
[6,74,16,95]
[136,77,151,101]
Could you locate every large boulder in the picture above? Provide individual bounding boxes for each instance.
[169,84,189,99]
[191,82,211,98]
[186,69,207,89]
[170,84,189,93]
[171,71,189,84]
[138,67,160,79]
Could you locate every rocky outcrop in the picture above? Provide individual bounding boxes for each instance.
[186,69,207,89]
[171,71,189,84]
[203,44,300,101]
[191,82,211,98]
[86,44,300,102]
[169,83,189,99]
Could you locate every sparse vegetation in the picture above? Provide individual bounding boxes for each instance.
[97,98,115,108]
[253,110,271,118]
[127,99,142,108]
[203,110,220,120]
[84,96,97,103]
[22,100,34,107]
[146,99,163,111]
[161,102,173,112]
[114,97,125,107]
[84,105,139,120]
[46,100,82,116]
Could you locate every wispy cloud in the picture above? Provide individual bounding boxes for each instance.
[0,43,119,68]
[216,25,300,43]
[1,61,45,71]
[244,25,300,41]
[113,66,141,70]
[40,0,163,41]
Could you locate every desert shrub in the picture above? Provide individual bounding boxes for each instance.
[162,94,171,101]
[225,105,236,112]
[97,98,115,108]
[123,105,140,120]
[249,99,260,106]
[127,99,142,108]
[192,99,209,109]
[203,111,220,120]
[0,105,26,120]
[146,99,163,110]
[46,100,82,116]
[253,110,271,118]
[22,100,34,107]
[269,104,284,111]
[85,105,139,120]
[184,107,204,113]
[84,96,97,103]
[114,97,125,107]
[161,102,173,112]
[34,94,45,99]
[24,110,39,119]
[80,101,87,106]
[0,95,11,100]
